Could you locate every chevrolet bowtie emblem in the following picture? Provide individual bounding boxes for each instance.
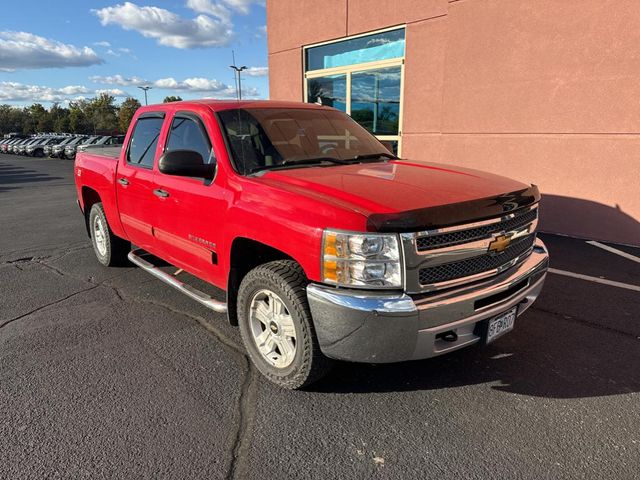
[488,234,512,254]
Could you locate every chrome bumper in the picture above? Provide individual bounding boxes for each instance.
[306,238,549,363]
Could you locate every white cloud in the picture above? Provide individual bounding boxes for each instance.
[89,75,147,86]
[186,0,231,22]
[91,74,259,98]
[187,0,264,17]
[222,0,265,14]
[244,66,268,77]
[93,41,112,47]
[58,85,90,95]
[0,31,102,71]
[0,81,127,103]
[95,88,129,97]
[93,2,233,49]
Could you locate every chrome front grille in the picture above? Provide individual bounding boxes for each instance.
[418,235,535,285]
[416,208,538,252]
[400,206,539,294]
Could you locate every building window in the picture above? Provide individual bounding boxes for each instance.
[304,27,405,155]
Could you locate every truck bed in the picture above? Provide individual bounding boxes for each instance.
[78,145,122,159]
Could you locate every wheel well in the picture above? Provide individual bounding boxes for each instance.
[81,187,101,237]
[226,238,297,326]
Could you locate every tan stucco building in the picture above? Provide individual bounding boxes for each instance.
[266,0,640,246]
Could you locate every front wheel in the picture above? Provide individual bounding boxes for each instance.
[237,260,332,389]
[89,203,130,267]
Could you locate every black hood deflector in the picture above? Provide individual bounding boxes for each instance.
[366,185,541,233]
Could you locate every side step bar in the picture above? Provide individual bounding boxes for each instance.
[128,249,228,313]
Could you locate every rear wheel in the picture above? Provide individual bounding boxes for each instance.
[89,203,130,267]
[238,260,332,389]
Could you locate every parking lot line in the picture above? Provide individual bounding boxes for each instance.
[548,268,640,292]
[586,240,640,264]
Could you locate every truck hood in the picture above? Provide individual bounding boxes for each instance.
[257,160,540,231]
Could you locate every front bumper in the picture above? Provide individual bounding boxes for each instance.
[307,238,549,363]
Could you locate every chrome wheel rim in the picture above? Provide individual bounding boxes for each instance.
[249,289,297,369]
[93,215,107,257]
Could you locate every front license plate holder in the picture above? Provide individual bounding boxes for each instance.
[484,306,517,344]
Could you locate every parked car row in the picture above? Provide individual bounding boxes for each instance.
[0,134,125,159]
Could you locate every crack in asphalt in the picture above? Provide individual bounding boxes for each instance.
[0,283,101,331]
[6,253,259,480]
[105,287,259,480]
[5,256,36,263]
[36,260,67,277]
[0,243,89,264]
[228,362,258,480]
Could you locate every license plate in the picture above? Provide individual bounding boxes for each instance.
[486,307,517,344]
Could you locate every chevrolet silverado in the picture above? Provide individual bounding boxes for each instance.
[74,100,549,389]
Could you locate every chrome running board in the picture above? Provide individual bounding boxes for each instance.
[128,249,227,313]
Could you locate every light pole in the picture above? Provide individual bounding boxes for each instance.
[138,86,152,105]
[229,51,247,100]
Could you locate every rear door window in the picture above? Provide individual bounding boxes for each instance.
[127,116,164,168]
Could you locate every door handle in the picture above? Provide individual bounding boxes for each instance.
[153,189,170,198]
[117,178,129,186]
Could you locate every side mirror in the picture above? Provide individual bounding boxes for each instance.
[158,150,214,180]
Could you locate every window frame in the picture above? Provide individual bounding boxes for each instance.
[125,112,165,170]
[163,111,214,161]
[303,26,406,156]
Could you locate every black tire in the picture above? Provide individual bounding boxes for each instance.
[88,203,130,267]
[237,260,332,389]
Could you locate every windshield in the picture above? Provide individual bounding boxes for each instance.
[217,108,393,175]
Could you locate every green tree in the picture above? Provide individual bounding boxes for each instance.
[22,103,47,134]
[69,100,91,134]
[0,105,23,134]
[37,110,54,132]
[85,94,118,134]
[118,97,141,133]
[163,95,183,103]
[48,103,70,133]
[54,114,70,133]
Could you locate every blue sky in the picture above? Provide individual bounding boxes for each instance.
[0,0,268,106]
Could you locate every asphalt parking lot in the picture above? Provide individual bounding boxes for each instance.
[1,155,639,480]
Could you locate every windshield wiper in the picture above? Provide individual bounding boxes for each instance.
[249,156,349,174]
[348,152,398,162]
[282,156,350,166]
[248,154,397,174]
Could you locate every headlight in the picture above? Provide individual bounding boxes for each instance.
[321,229,402,289]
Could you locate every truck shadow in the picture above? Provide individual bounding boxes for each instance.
[311,314,639,399]
[311,257,639,398]
[539,194,640,246]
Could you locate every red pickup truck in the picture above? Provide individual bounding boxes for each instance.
[74,100,549,389]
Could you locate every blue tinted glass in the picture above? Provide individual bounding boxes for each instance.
[306,75,347,111]
[351,66,401,135]
[306,29,405,71]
